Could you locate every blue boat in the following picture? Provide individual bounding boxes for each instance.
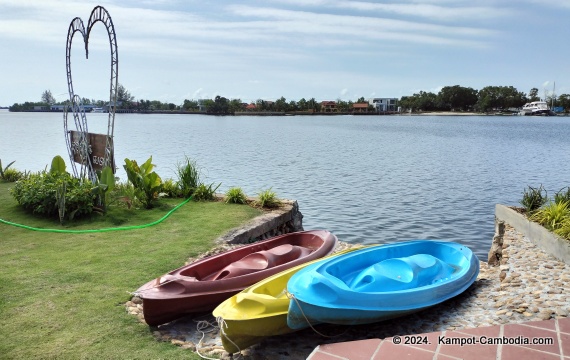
[286,240,479,329]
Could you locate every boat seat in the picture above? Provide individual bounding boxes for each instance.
[348,254,455,292]
[211,244,312,280]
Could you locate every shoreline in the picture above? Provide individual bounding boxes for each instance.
[126,224,569,359]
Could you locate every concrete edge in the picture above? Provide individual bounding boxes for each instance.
[214,199,304,245]
[495,204,570,264]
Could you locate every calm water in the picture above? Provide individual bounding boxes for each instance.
[2,109,570,258]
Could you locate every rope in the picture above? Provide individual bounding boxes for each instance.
[0,196,192,233]
[286,291,347,338]
[216,316,242,355]
[194,318,221,360]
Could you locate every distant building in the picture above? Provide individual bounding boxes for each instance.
[352,103,369,113]
[245,103,257,111]
[369,98,398,112]
[321,101,337,113]
[104,101,123,112]
[50,105,67,111]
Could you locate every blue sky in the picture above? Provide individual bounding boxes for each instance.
[0,0,568,106]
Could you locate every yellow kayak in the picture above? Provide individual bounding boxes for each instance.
[212,246,367,353]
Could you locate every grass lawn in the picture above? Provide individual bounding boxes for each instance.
[0,181,262,359]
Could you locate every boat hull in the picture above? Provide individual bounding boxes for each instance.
[135,230,337,326]
[286,240,479,330]
[213,247,362,353]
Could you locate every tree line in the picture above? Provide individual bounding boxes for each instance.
[400,85,569,113]
[8,84,570,114]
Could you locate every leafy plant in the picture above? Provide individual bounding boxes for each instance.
[160,178,180,198]
[520,185,548,213]
[554,187,570,205]
[55,181,67,224]
[225,187,247,204]
[530,201,570,231]
[50,155,67,174]
[193,182,221,201]
[2,168,24,182]
[11,171,95,220]
[123,157,162,209]
[112,181,139,209]
[90,166,116,213]
[554,219,570,240]
[0,159,16,181]
[176,156,200,198]
[257,188,281,208]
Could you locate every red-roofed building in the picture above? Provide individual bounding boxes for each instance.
[353,103,369,113]
[321,101,337,113]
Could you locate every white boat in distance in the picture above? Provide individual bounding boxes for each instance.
[92,107,105,113]
[519,101,551,116]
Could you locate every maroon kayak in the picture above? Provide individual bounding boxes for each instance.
[134,230,337,326]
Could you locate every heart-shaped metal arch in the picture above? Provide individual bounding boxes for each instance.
[64,6,118,183]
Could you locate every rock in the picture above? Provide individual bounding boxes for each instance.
[539,310,553,320]
[488,220,505,266]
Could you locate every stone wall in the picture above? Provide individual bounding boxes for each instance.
[490,204,570,265]
[214,199,304,245]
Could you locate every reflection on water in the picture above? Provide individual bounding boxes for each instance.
[2,110,570,259]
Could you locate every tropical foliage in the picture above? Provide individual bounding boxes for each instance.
[176,156,200,198]
[520,185,548,213]
[192,182,221,201]
[123,157,163,209]
[257,188,281,208]
[521,185,570,241]
[225,187,247,204]
[11,157,95,220]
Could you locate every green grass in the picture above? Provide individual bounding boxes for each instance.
[0,181,262,359]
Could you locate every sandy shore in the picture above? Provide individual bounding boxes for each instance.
[126,225,569,359]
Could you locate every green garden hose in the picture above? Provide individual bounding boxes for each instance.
[0,197,192,233]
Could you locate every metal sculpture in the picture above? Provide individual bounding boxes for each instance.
[64,6,118,183]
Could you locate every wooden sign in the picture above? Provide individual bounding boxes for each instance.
[69,130,115,172]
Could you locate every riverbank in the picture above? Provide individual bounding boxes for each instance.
[126,224,569,359]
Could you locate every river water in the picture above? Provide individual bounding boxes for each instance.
[2,110,570,258]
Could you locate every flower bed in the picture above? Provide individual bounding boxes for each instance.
[495,204,570,265]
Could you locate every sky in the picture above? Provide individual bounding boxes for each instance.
[0,0,569,107]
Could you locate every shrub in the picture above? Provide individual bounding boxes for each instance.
[554,187,570,205]
[0,159,16,181]
[176,156,200,198]
[91,166,115,213]
[193,182,221,201]
[530,201,570,231]
[161,178,180,198]
[225,187,247,204]
[554,219,570,240]
[520,185,548,213]
[257,188,281,208]
[11,171,95,220]
[2,168,24,182]
[112,181,140,209]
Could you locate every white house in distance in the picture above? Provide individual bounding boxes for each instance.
[369,98,398,113]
